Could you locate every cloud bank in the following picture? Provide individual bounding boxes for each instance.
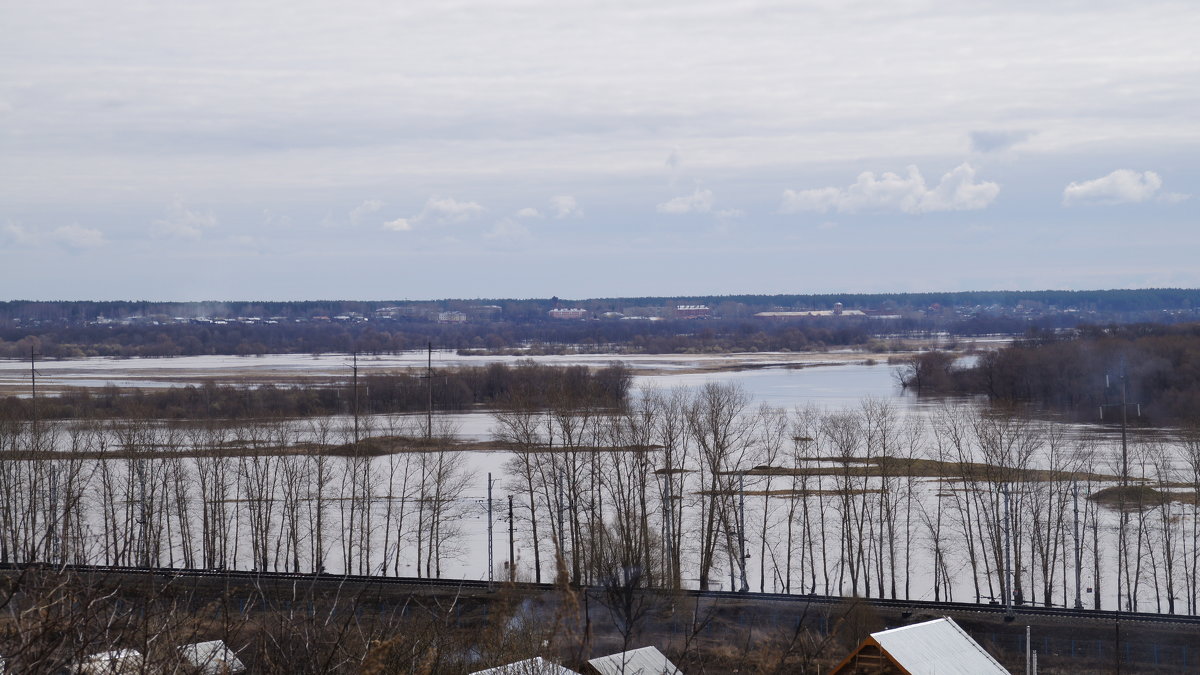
[382,196,485,232]
[780,164,1000,215]
[152,199,217,239]
[549,196,582,219]
[1062,169,1188,205]
[657,188,714,215]
[2,222,105,249]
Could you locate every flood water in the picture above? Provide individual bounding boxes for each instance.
[1,350,1186,614]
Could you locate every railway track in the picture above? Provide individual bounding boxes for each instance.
[4,563,1196,627]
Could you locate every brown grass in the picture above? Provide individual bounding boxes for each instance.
[1088,485,1172,511]
[737,456,1116,483]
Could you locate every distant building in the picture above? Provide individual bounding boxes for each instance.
[830,617,1009,675]
[438,311,468,323]
[179,640,247,674]
[471,657,581,675]
[549,308,588,320]
[587,646,682,675]
[674,304,711,319]
[755,309,866,319]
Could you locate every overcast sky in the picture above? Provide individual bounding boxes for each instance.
[2,0,1197,301]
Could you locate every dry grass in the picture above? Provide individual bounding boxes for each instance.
[1088,485,1172,511]
[738,456,1116,483]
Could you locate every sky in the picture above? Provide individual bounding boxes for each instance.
[1,0,1197,301]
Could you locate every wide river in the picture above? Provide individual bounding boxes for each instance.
[0,349,1171,613]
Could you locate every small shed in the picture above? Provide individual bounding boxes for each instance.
[179,640,247,674]
[586,646,682,675]
[470,656,582,675]
[831,617,1010,675]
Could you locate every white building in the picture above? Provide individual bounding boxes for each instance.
[830,617,1010,675]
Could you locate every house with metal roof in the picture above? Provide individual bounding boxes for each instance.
[586,646,682,675]
[470,656,582,675]
[830,617,1010,675]
[178,640,246,674]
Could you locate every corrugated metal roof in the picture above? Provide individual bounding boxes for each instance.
[587,646,682,675]
[179,640,247,674]
[470,656,581,675]
[870,617,1010,675]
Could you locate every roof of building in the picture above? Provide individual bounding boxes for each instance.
[832,617,1010,675]
[179,640,247,674]
[471,656,582,675]
[587,646,682,675]
[754,310,866,317]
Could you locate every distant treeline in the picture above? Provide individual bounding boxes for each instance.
[903,323,1200,425]
[2,362,632,421]
[0,316,1092,360]
[4,288,1199,359]
[0,319,886,359]
[5,287,1200,322]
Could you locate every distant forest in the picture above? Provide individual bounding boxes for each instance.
[0,318,887,359]
[5,287,1200,322]
[2,288,1199,359]
[902,323,1200,426]
[2,361,632,421]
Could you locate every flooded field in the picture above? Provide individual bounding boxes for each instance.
[0,350,880,396]
[2,348,1194,616]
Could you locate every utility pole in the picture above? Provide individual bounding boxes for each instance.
[30,348,38,440]
[351,351,360,444]
[426,342,433,439]
[1003,483,1014,620]
[508,494,515,582]
[1100,365,1139,674]
[661,470,675,589]
[1025,625,1030,675]
[1073,482,1083,609]
[487,472,495,591]
[31,348,60,565]
[137,457,149,568]
[738,472,749,593]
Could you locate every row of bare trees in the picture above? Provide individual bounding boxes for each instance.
[0,415,475,578]
[494,382,1200,615]
[3,382,1200,615]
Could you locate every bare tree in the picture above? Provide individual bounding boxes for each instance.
[687,382,754,592]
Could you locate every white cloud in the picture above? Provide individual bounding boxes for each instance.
[421,196,484,223]
[780,163,1000,215]
[716,208,744,219]
[153,199,217,239]
[349,199,384,224]
[485,217,532,241]
[1,223,37,246]
[1062,169,1189,206]
[549,195,582,219]
[51,224,105,249]
[381,218,412,232]
[657,188,714,215]
[2,222,105,249]
[381,196,484,232]
[515,207,542,219]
